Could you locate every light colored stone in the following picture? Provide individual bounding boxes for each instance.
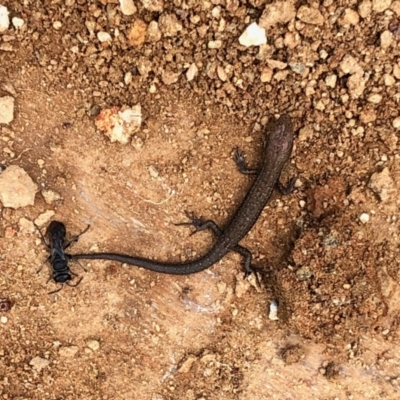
[340,55,362,75]
[178,355,197,373]
[0,5,9,32]
[19,218,35,233]
[0,96,14,124]
[158,13,182,37]
[161,70,180,85]
[391,0,400,15]
[208,40,222,49]
[393,116,400,128]
[97,31,112,42]
[368,167,395,202]
[380,30,393,49]
[41,189,61,204]
[269,300,279,321]
[217,66,227,81]
[260,67,273,82]
[383,74,395,86]
[59,346,79,358]
[368,93,382,103]
[119,0,136,15]
[34,210,55,227]
[359,0,372,18]
[141,0,163,12]
[0,166,37,208]
[372,0,392,12]
[53,21,62,30]
[186,63,198,81]
[340,8,360,26]
[348,72,368,98]
[259,1,295,29]
[297,6,324,26]
[95,105,142,144]
[325,74,337,88]
[11,17,24,28]
[29,356,50,371]
[146,21,161,42]
[239,22,266,47]
[86,340,100,351]
[359,213,370,224]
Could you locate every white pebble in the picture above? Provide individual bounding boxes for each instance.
[97,31,112,42]
[119,0,137,16]
[359,213,370,224]
[0,316,7,324]
[268,300,279,320]
[0,5,9,32]
[239,22,267,47]
[11,17,24,28]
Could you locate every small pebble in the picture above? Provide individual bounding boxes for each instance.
[393,117,400,129]
[268,300,279,321]
[86,340,100,351]
[343,283,351,290]
[178,355,197,373]
[53,21,62,30]
[148,165,159,178]
[34,210,55,227]
[186,63,198,81]
[359,213,370,224]
[119,0,137,16]
[239,22,267,47]
[97,31,112,43]
[296,266,313,281]
[0,316,8,323]
[59,346,79,358]
[29,356,50,371]
[41,189,61,204]
[11,17,24,28]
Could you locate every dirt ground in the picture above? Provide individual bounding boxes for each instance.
[1,0,400,399]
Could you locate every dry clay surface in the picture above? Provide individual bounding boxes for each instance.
[1,0,400,399]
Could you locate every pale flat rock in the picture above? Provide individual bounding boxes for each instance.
[0,166,38,208]
[0,96,14,124]
[259,1,295,29]
[29,356,49,371]
[34,210,55,227]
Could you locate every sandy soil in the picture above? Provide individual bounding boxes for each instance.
[1,1,400,399]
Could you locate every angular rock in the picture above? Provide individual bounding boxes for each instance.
[0,166,37,208]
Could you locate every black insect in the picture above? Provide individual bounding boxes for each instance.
[36,220,90,294]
